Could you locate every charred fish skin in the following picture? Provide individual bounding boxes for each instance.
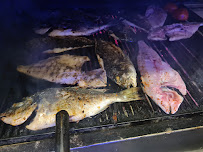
[137,41,186,114]
[96,40,137,88]
[1,87,142,130]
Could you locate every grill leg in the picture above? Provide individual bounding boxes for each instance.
[56,110,70,152]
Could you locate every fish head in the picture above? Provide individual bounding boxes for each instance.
[0,98,37,126]
[116,65,137,88]
[157,88,184,114]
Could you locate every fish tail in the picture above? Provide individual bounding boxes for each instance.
[17,65,27,73]
[117,87,143,102]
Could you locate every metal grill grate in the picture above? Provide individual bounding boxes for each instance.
[0,7,203,146]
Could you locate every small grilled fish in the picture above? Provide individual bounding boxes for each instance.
[26,36,93,54]
[137,41,186,114]
[17,54,107,88]
[96,40,137,88]
[48,24,113,37]
[148,22,203,41]
[0,87,142,130]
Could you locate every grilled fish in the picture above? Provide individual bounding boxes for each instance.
[148,22,203,41]
[46,40,138,88]
[137,41,186,114]
[145,5,167,29]
[26,36,93,54]
[17,54,107,88]
[96,40,137,88]
[0,87,142,130]
[48,24,113,37]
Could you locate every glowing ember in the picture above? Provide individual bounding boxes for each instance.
[115,39,119,46]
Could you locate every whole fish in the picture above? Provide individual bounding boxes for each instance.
[148,22,203,41]
[48,23,113,37]
[137,41,186,114]
[0,87,142,130]
[96,40,137,88]
[17,54,107,88]
[26,36,93,54]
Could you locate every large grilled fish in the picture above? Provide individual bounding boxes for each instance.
[0,87,142,130]
[148,22,203,41]
[137,41,186,114]
[17,54,107,88]
[96,40,137,88]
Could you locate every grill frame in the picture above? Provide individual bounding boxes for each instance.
[0,6,203,148]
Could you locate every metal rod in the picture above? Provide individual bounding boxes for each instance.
[56,110,70,152]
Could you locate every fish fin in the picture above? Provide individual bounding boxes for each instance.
[118,87,143,102]
[96,54,105,70]
[88,88,108,93]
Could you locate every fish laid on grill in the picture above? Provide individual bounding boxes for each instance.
[96,40,137,88]
[145,5,167,29]
[45,40,137,88]
[27,36,93,54]
[0,87,142,130]
[148,22,203,41]
[137,41,186,114]
[48,23,113,37]
[17,54,107,88]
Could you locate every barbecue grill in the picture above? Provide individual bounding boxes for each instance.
[0,1,203,151]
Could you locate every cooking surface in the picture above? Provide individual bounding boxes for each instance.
[0,7,203,147]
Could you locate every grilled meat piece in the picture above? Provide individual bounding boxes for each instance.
[148,22,203,41]
[17,54,107,88]
[0,87,142,130]
[145,5,167,29]
[137,41,186,114]
[96,40,137,88]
